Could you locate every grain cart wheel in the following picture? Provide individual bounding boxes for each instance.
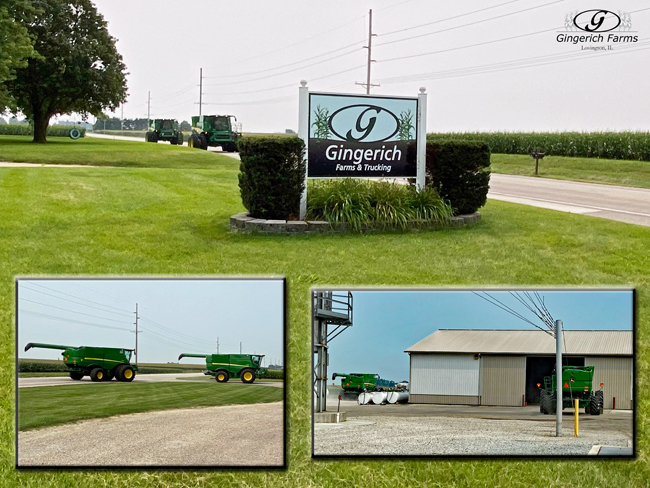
[90,367,107,382]
[540,389,552,415]
[240,369,256,384]
[215,370,229,383]
[69,371,84,380]
[589,392,603,415]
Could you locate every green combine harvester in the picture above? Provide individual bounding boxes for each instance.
[145,118,183,145]
[178,353,266,383]
[332,372,381,392]
[24,343,137,382]
[539,365,603,415]
[187,115,241,152]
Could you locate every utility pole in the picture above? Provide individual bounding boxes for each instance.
[356,9,379,94]
[199,68,203,117]
[120,104,124,130]
[556,319,563,437]
[132,303,141,365]
[147,91,151,124]
[240,341,242,354]
[216,337,219,354]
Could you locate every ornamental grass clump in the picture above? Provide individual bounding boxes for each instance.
[307,179,453,231]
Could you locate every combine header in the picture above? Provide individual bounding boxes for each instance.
[24,343,137,382]
[178,353,266,383]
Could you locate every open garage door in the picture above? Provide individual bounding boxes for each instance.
[525,356,584,405]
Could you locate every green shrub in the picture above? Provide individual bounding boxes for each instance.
[307,178,452,231]
[238,136,306,219]
[0,124,86,137]
[427,132,650,161]
[19,360,68,373]
[259,369,284,380]
[426,140,491,215]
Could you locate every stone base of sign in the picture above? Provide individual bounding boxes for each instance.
[230,212,481,234]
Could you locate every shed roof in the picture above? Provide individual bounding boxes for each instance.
[405,329,632,356]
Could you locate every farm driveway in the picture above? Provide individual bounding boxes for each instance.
[18,402,284,466]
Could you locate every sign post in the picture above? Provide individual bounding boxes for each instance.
[298,80,309,220]
[416,87,427,191]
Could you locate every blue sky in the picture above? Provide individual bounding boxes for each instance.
[17,279,284,366]
[321,289,633,383]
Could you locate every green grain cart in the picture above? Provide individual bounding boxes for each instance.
[24,343,137,382]
[187,115,241,152]
[146,119,183,145]
[332,373,381,392]
[178,353,266,383]
[539,365,604,415]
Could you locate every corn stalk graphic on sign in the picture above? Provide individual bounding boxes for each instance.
[307,93,419,178]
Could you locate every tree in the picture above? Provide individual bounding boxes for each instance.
[0,0,36,111]
[180,120,191,132]
[6,0,127,142]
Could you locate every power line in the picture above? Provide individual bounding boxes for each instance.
[24,282,133,314]
[20,285,134,318]
[379,0,524,37]
[19,310,133,332]
[18,298,133,324]
[375,0,563,47]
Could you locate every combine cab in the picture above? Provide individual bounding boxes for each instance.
[146,119,183,145]
[187,115,241,152]
[539,365,604,415]
[178,353,266,383]
[24,343,137,382]
[332,372,381,392]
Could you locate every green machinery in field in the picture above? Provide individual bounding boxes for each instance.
[24,343,137,382]
[178,353,266,383]
[332,372,381,392]
[539,365,603,415]
[146,119,183,145]
[187,115,241,152]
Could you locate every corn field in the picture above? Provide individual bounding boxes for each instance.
[427,132,650,161]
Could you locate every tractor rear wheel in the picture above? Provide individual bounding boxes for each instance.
[90,367,106,382]
[215,370,229,383]
[539,389,550,414]
[589,392,603,415]
[240,368,256,384]
[596,391,604,415]
[69,371,84,380]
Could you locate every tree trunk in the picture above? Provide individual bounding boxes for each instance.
[32,111,51,143]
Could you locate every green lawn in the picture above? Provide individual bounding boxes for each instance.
[492,153,650,188]
[1,142,649,486]
[0,135,237,168]
[18,382,282,431]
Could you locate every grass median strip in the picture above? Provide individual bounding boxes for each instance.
[18,382,283,431]
[0,135,236,168]
[491,153,650,189]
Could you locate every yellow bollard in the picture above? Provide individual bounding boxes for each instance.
[574,399,579,437]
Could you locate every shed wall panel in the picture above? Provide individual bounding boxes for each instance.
[585,356,633,410]
[410,394,480,405]
[480,355,526,406]
[410,354,480,396]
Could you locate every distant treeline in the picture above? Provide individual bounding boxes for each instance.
[93,118,191,132]
[427,132,650,161]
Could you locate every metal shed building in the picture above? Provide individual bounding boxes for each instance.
[405,330,633,409]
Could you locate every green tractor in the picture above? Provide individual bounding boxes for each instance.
[178,353,266,383]
[539,365,604,415]
[24,343,137,382]
[187,115,241,152]
[332,373,381,392]
[145,119,183,145]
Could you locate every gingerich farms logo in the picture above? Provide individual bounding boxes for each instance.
[557,9,637,49]
[308,94,418,178]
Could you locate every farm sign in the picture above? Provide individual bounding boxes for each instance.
[306,93,419,178]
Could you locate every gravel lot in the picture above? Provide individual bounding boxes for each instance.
[314,415,631,456]
[19,402,284,467]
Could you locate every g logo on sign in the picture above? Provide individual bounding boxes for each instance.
[573,10,621,32]
[328,104,400,143]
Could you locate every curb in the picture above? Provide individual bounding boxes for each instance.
[230,212,481,234]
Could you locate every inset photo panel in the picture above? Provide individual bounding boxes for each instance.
[312,289,634,458]
[16,278,286,468]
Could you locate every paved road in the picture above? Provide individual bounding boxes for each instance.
[489,174,650,227]
[18,373,282,388]
[18,402,284,467]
